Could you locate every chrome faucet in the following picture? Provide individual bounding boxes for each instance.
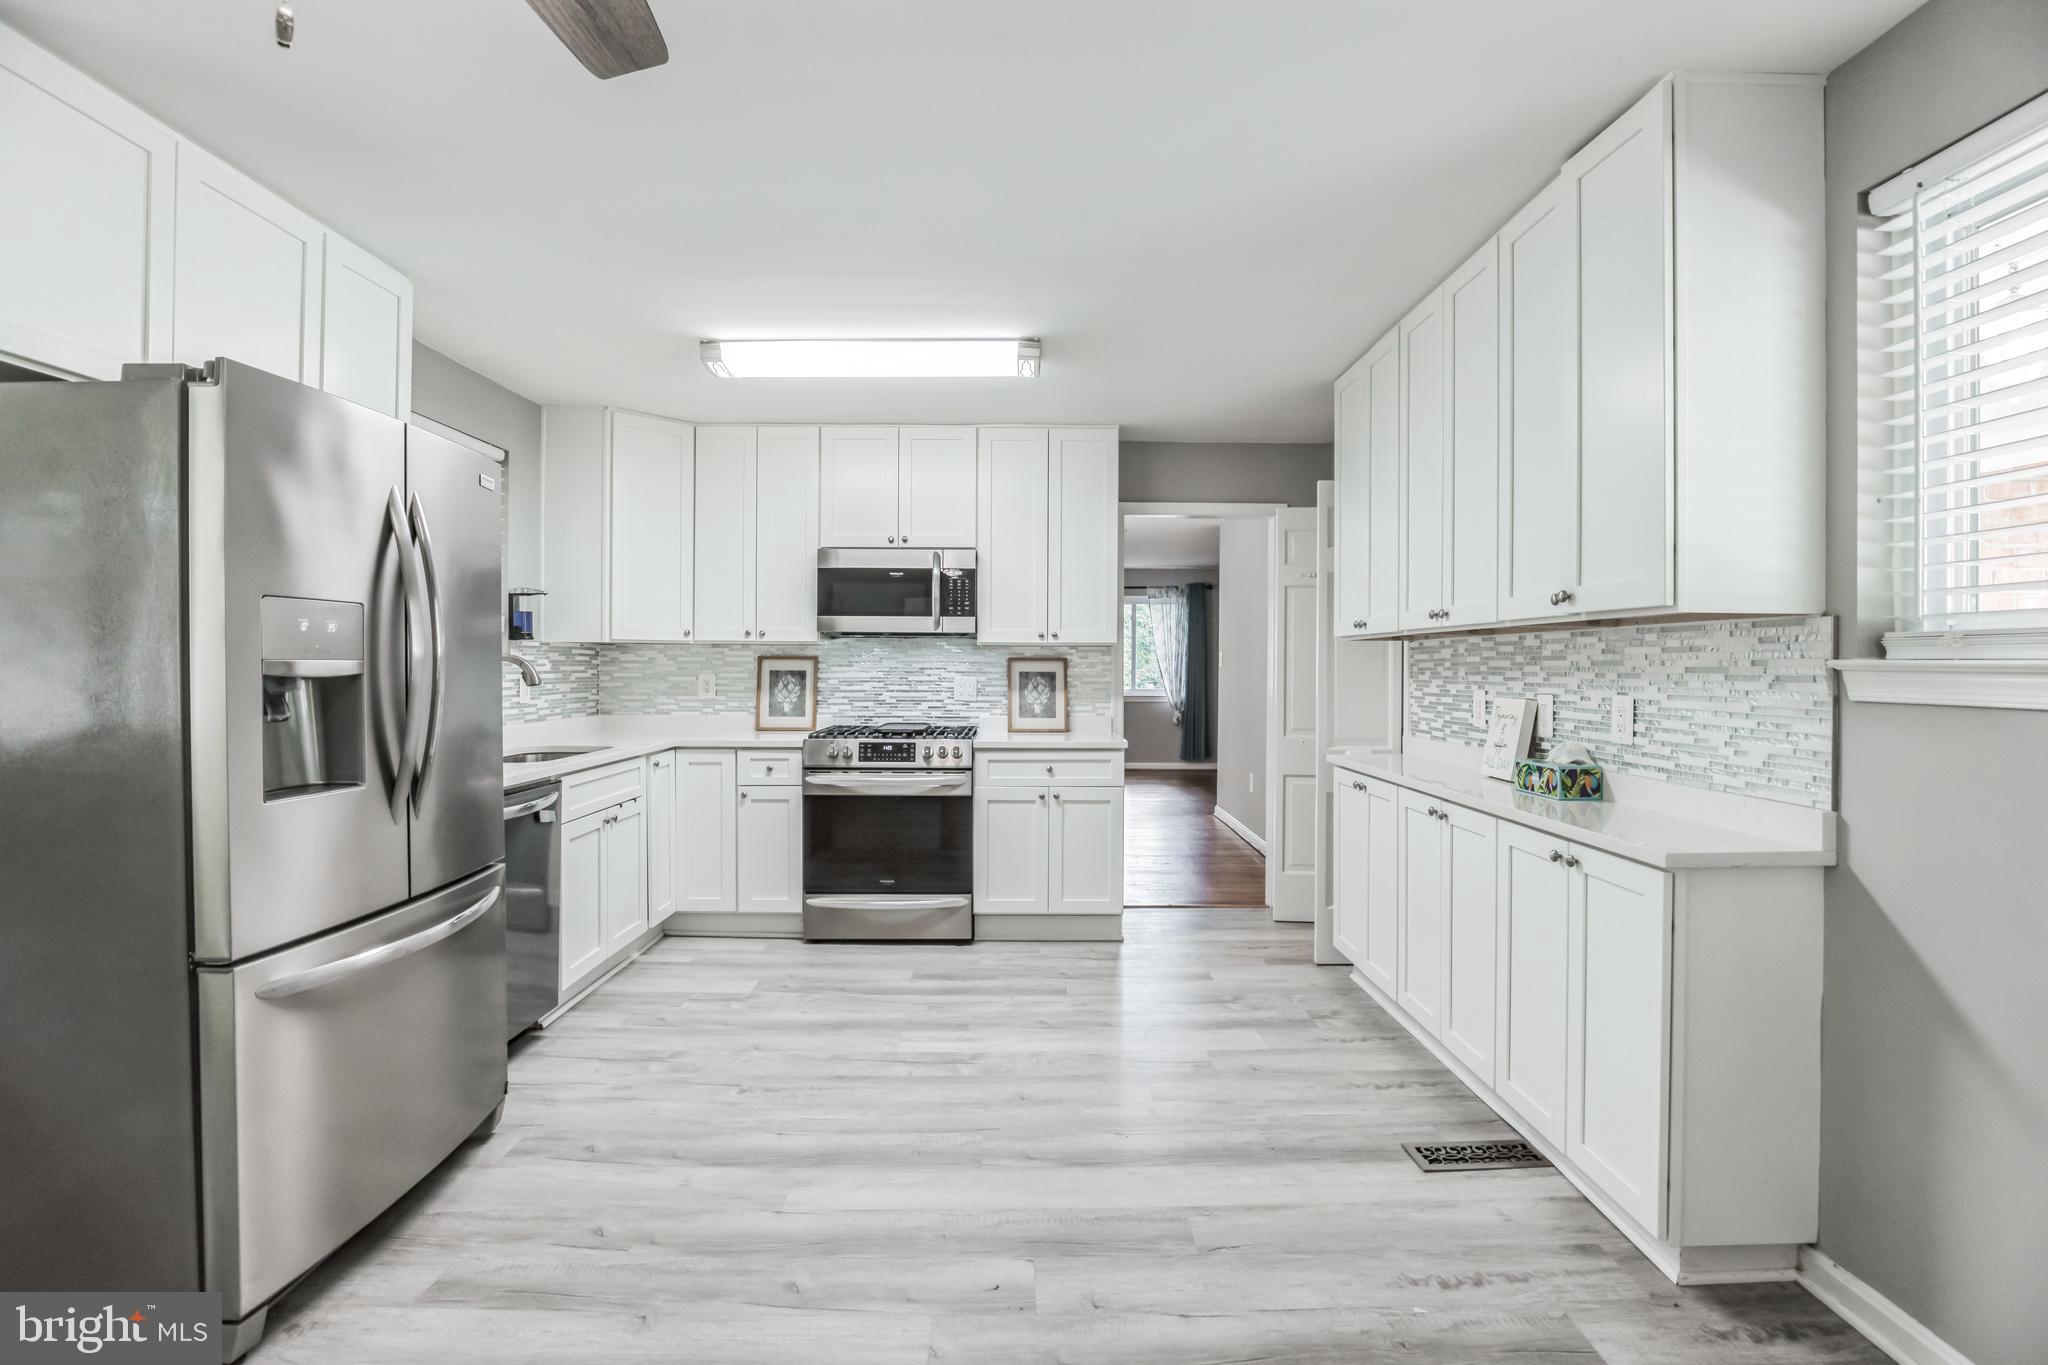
[502,651,541,687]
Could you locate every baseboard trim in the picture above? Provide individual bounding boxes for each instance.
[1796,1247,1976,1365]
[974,913,1124,942]
[662,910,804,939]
[1212,805,1266,854]
[1126,761,1218,771]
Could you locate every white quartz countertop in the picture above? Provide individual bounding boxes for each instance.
[1326,748,1835,871]
[504,717,804,789]
[972,731,1127,751]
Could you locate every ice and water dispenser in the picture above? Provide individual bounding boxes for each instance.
[259,596,367,800]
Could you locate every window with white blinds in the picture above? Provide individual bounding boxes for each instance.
[1874,106,2048,640]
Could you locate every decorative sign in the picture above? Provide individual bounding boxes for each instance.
[1481,697,1535,782]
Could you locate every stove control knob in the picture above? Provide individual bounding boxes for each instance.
[922,745,933,760]
[827,745,840,758]
[950,745,962,759]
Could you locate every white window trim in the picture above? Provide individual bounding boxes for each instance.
[1121,593,1167,697]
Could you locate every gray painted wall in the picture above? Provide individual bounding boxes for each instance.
[1122,568,1220,765]
[1822,4,2048,1361]
[412,342,544,590]
[1214,519,1270,839]
[1122,441,1332,508]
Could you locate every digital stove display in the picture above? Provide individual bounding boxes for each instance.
[858,741,918,764]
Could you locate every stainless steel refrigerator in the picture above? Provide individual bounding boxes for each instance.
[0,360,508,1360]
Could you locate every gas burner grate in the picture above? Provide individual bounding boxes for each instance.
[1401,1139,1549,1173]
[811,722,980,741]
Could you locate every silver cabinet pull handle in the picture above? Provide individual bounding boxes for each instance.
[408,491,446,810]
[256,886,499,1000]
[385,488,428,823]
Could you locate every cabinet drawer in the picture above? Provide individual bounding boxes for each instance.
[561,758,645,822]
[738,749,800,785]
[979,752,1123,786]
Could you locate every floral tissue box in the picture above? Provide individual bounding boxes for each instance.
[1513,756,1604,802]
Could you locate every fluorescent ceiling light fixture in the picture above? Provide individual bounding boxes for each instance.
[700,338,1041,379]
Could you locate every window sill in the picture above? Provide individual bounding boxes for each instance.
[1832,659,2048,711]
[1124,691,1168,701]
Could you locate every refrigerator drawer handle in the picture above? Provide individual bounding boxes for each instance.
[254,887,500,1001]
[408,492,446,809]
[803,896,971,913]
[385,488,427,823]
[502,791,560,821]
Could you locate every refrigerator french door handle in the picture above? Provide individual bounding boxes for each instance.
[384,488,426,822]
[407,491,446,809]
[251,886,501,1001]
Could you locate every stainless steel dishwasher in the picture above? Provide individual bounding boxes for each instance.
[503,782,561,1038]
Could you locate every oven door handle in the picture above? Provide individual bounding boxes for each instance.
[804,896,971,912]
[802,773,972,796]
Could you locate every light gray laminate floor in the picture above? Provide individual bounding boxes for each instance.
[255,910,1881,1364]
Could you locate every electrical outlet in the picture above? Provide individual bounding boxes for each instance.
[1471,687,1488,726]
[696,672,717,698]
[953,676,976,703]
[1536,694,1556,740]
[1609,693,1635,744]
[1248,771,1256,794]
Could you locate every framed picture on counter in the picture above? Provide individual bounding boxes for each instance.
[1007,656,1069,733]
[755,656,819,731]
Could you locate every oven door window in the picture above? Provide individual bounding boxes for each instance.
[804,793,970,895]
[817,567,933,621]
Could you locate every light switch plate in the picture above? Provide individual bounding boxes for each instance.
[1536,694,1556,740]
[697,672,717,698]
[1470,687,1488,726]
[953,676,976,703]
[1609,693,1635,743]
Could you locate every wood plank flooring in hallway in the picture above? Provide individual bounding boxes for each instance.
[252,910,1881,1364]
[1123,769,1267,908]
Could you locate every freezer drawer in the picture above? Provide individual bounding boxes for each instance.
[197,864,507,1321]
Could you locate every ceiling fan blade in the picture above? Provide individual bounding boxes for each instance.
[525,0,669,80]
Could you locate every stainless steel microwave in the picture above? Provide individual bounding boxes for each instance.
[816,548,976,635]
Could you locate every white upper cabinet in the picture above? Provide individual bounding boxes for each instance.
[319,233,413,418]
[609,411,696,642]
[173,146,323,385]
[1497,176,1580,622]
[1398,290,1447,632]
[754,426,822,642]
[820,426,902,547]
[693,425,756,643]
[976,427,1052,644]
[1442,238,1500,628]
[0,25,173,377]
[899,426,978,546]
[1048,427,1120,645]
[1338,73,1822,636]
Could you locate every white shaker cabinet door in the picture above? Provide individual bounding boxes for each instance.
[736,785,802,914]
[1358,776,1401,995]
[1569,83,1674,618]
[976,428,1050,644]
[976,785,1049,913]
[1331,348,1376,636]
[644,755,676,925]
[1049,785,1123,915]
[1399,289,1447,631]
[1396,789,1446,1035]
[609,411,696,641]
[0,27,174,377]
[1048,427,1120,645]
[602,798,648,953]
[1331,777,1369,965]
[693,425,757,642]
[1565,843,1672,1235]
[1364,332,1403,632]
[899,426,977,547]
[754,426,821,643]
[558,810,607,989]
[173,146,323,385]
[1495,821,1571,1146]
[1498,178,1580,622]
[1443,237,1501,629]
[319,233,412,418]
[1440,801,1498,1083]
[675,750,738,912]
[820,426,901,547]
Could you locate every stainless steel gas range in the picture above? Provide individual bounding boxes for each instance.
[801,722,978,943]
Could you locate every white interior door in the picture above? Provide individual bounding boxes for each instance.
[693,425,757,642]
[753,426,821,643]
[976,428,1049,644]
[608,411,695,641]
[1399,288,1447,630]
[898,426,978,547]
[1270,508,1319,922]
[820,426,901,546]
[1498,178,1580,621]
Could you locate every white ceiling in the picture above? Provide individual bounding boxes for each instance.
[1124,516,1221,571]
[0,0,1917,440]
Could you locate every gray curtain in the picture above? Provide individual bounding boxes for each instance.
[1177,583,1214,763]
[1145,586,1188,725]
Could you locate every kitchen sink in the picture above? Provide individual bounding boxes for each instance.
[505,746,609,764]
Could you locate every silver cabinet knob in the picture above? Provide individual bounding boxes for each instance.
[1045,765,1054,775]
[1549,589,1576,607]
[1351,780,1365,791]
[1548,849,1564,863]
[1051,632,1059,640]
[1053,792,1063,802]
[1038,793,1046,802]
[683,629,691,638]
[888,535,896,543]
[1037,632,1045,640]
[1426,805,1439,817]
[1563,854,1580,869]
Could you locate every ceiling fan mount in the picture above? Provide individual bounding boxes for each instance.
[525,0,669,80]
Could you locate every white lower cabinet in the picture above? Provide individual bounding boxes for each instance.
[1396,790,1446,1033]
[1048,785,1123,915]
[1331,773,1400,990]
[674,750,738,913]
[1439,802,1497,1083]
[976,785,1050,913]
[973,752,1124,919]
[602,797,648,953]
[645,754,676,923]
[559,809,607,989]
[736,784,803,914]
[1494,821,1572,1147]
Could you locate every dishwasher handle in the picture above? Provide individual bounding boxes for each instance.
[503,791,559,821]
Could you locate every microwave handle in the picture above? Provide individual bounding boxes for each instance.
[931,551,942,633]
